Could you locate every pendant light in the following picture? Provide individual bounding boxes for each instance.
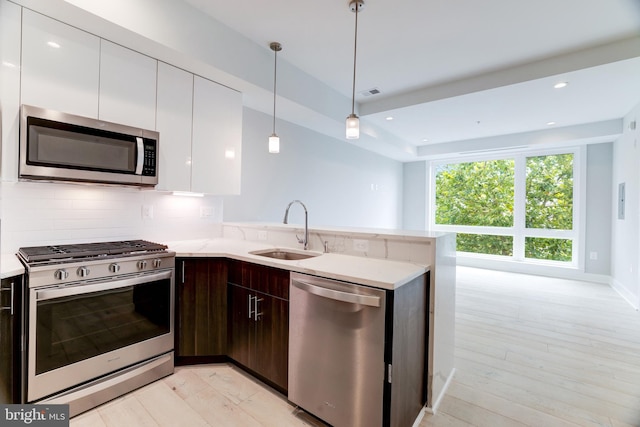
[269,42,282,153]
[346,0,364,140]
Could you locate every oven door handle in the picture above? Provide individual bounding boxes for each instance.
[35,270,172,301]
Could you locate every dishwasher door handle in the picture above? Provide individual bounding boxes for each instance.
[292,279,381,307]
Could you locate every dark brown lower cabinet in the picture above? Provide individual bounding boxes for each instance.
[384,272,430,427]
[227,261,289,393]
[174,255,429,426]
[175,258,227,364]
[0,275,23,404]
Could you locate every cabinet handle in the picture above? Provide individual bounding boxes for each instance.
[254,297,263,321]
[0,282,14,315]
[248,295,254,319]
[181,261,185,284]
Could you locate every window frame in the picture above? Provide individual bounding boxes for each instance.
[429,146,584,268]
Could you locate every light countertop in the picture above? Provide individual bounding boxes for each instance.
[169,238,429,290]
[1,239,429,289]
[1,253,25,279]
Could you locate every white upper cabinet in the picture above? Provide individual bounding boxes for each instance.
[20,9,100,117]
[99,40,157,130]
[1,0,22,181]
[192,76,242,195]
[156,62,193,192]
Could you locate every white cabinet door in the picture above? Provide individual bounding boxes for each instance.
[156,62,193,192]
[99,40,157,130]
[1,0,22,181]
[192,76,242,195]
[20,9,100,117]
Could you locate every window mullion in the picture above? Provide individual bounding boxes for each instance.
[513,155,526,261]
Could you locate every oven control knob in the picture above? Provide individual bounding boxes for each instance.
[109,263,120,273]
[153,258,162,268]
[54,269,69,280]
[77,266,90,278]
[137,260,148,270]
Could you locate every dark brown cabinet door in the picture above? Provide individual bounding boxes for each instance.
[253,294,289,391]
[176,258,227,359]
[227,283,253,368]
[0,276,23,404]
[227,261,289,392]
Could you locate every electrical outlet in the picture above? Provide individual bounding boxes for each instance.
[353,239,369,252]
[141,205,154,220]
[258,231,268,240]
[589,251,598,260]
[200,207,214,218]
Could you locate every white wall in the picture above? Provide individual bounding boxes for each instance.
[611,101,640,309]
[223,108,403,229]
[584,143,613,275]
[402,161,427,230]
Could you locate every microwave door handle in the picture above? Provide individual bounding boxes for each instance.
[135,137,144,175]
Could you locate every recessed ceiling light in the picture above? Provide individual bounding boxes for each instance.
[547,121,556,126]
[47,41,61,48]
[385,116,394,121]
[422,138,428,143]
[553,82,568,89]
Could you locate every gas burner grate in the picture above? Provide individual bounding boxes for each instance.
[18,240,168,264]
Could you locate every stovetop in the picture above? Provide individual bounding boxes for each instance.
[18,239,168,264]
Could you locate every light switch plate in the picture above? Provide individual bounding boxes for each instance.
[200,207,214,218]
[141,205,154,220]
[353,239,369,252]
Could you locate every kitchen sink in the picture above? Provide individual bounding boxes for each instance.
[250,248,321,261]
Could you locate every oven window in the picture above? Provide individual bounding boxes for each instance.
[35,279,170,375]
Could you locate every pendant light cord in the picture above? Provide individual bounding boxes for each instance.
[272,47,278,134]
[351,2,359,115]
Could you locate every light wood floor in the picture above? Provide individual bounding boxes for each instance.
[71,267,640,427]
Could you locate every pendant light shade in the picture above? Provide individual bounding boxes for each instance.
[346,114,359,139]
[269,134,280,153]
[346,0,364,140]
[269,42,282,153]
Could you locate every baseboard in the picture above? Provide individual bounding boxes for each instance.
[423,367,456,416]
[175,355,228,366]
[610,278,639,310]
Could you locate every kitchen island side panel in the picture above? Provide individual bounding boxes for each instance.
[428,232,456,410]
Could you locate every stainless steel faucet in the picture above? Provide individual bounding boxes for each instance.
[283,200,309,250]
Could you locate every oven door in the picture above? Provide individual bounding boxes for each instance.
[27,270,174,402]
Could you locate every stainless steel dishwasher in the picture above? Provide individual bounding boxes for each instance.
[288,272,386,427]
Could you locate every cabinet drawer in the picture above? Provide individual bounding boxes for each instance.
[251,264,289,300]
[227,260,289,300]
[227,259,250,287]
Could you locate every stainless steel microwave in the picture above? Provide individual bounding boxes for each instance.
[19,105,159,187]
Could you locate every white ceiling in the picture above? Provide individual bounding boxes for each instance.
[181,0,640,160]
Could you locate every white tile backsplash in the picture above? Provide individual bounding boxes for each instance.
[0,181,222,253]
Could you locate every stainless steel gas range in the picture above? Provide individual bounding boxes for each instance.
[17,240,175,417]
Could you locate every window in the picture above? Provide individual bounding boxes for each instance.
[431,149,579,265]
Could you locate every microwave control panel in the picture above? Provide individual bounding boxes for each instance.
[142,140,157,176]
